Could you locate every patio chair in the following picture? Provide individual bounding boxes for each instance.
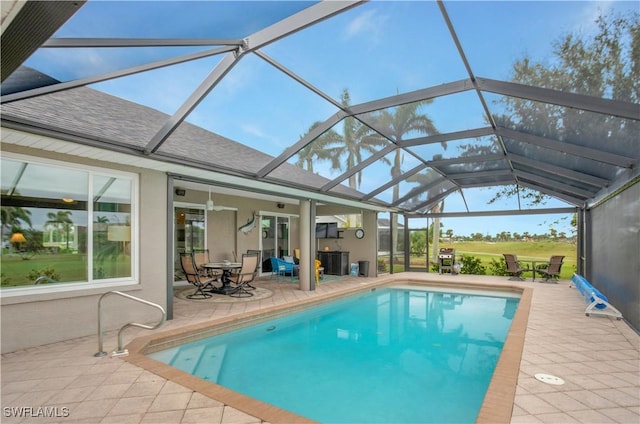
[179,252,217,299]
[270,256,297,281]
[536,255,564,283]
[315,259,324,284]
[245,249,261,290]
[293,248,301,264]
[192,249,221,280]
[228,252,259,298]
[503,254,530,281]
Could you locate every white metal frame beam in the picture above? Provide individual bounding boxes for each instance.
[477,77,640,121]
[1,46,236,103]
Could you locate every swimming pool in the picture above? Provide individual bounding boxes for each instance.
[146,284,521,423]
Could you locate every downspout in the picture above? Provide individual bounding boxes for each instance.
[166,176,174,320]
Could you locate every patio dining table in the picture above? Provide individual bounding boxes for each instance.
[529,260,538,282]
[204,262,241,295]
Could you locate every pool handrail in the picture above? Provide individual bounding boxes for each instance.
[95,290,166,357]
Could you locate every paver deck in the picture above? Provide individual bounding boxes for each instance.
[1,273,638,423]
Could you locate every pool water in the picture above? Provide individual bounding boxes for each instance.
[150,286,520,423]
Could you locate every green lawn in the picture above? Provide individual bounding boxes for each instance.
[449,240,576,279]
[3,240,577,287]
[1,254,88,286]
[1,253,130,287]
[401,240,577,279]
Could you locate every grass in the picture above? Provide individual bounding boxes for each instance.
[2,240,577,287]
[398,240,577,280]
[1,253,130,286]
[450,240,576,279]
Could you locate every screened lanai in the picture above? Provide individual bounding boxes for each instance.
[2,0,638,213]
[1,1,639,330]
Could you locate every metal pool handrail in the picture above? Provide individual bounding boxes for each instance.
[34,276,57,284]
[95,291,166,357]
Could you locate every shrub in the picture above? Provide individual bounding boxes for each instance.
[459,255,486,275]
[488,258,508,276]
[26,267,60,283]
[377,258,388,273]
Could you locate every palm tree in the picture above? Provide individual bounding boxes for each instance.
[295,89,388,190]
[334,89,389,189]
[365,100,440,266]
[1,206,32,249]
[295,121,343,173]
[405,165,447,265]
[45,211,73,251]
[367,100,439,200]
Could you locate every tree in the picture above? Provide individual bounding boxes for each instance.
[296,90,441,264]
[445,229,454,241]
[366,100,439,199]
[490,11,639,205]
[1,206,32,241]
[333,89,389,189]
[295,121,342,173]
[471,232,483,241]
[365,100,440,263]
[295,89,388,189]
[45,211,73,251]
[409,230,427,255]
[1,206,33,229]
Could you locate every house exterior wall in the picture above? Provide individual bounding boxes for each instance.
[316,205,378,278]
[1,144,168,353]
[587,180,639,331]
[172,188,301,267]
[0,143,378,353]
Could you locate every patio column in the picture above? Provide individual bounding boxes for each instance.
[299,199,315,291]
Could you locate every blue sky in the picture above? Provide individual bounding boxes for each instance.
[24,0,637,237]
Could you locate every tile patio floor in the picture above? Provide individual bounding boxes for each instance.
[1,273,638,423]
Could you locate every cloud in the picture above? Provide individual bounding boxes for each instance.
[241,123,286,153]
[572,0,617,35]
[344,9,387,42]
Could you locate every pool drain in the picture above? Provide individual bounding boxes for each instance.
[534,373,565,385]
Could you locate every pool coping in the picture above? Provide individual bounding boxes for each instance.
[123,276,531,423]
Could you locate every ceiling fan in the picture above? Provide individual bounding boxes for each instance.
[206,186,233,212]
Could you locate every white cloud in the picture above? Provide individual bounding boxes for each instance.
[571,1,618,35]
[344,9,387,42]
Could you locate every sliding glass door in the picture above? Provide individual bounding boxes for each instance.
[260,214,290,274]
[174,204,205,280]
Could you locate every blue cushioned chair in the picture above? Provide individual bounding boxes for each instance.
[270,256,297,281]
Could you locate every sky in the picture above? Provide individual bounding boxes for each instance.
[22,0,636,237]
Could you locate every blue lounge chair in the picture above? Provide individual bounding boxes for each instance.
[270,256,297,281]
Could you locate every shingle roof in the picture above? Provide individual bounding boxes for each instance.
[1,66,367,200]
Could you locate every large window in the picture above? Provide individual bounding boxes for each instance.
[1,154,137,289]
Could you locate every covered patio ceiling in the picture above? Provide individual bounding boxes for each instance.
[1,0,638,216]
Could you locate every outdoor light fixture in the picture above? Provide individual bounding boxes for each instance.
[10,232,26,253]
[10,232,26,243]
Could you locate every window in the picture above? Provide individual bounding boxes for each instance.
[1,154,138,290]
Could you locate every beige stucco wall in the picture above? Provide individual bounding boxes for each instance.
[1,144,167,353]
[172,188,301,273]
[1,143,379,353]
[316,205,378,278]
